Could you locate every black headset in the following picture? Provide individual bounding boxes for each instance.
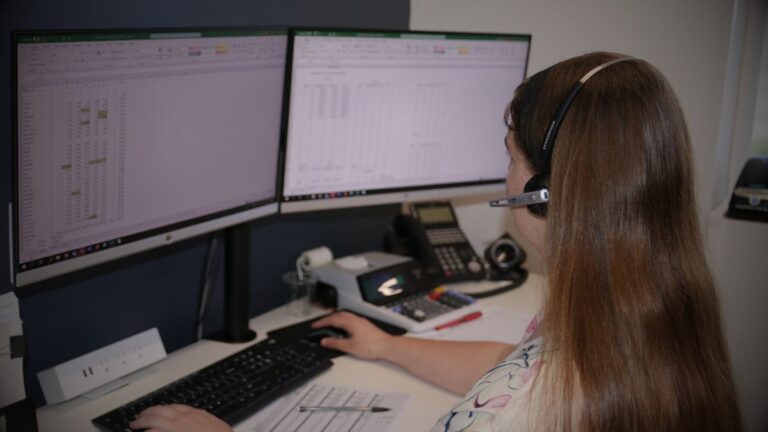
[489,57,637,217]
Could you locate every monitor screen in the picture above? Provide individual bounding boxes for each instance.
[12,29,287,287]
[281,29,530,212]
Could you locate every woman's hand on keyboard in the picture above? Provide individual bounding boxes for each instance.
[311,311,394,360]
[129,404,232,432]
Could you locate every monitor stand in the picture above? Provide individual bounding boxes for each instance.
[207,223,257,343]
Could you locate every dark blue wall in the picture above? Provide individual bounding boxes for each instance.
[1,0,409,406]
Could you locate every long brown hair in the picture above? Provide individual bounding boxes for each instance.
[508,52,741,431]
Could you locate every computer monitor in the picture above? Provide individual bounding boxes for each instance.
[12,29,287,290]
[280,29,531,213]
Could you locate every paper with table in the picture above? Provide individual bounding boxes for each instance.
[234,382,412,432]
[413,305,533,345]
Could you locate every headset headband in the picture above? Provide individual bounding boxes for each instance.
[489,56,640,212]
[539,57,637,174]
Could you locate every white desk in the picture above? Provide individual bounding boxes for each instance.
[36,274,544,432]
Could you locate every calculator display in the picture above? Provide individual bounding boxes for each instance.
[357,261,430,305]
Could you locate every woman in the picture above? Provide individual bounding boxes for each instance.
[130,52,741,431]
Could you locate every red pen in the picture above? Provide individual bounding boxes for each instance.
[434,311,483,331]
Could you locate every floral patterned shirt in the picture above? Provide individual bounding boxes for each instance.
[430,314,544,432]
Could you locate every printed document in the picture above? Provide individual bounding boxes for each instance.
[234,382,412,432]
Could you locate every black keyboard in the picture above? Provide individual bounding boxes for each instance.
[92,337,333,431]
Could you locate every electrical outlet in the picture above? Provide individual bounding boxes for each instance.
[38,328,166,404]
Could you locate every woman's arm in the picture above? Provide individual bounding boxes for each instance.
[312,311,516,395]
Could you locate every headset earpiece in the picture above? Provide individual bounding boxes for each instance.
[523,173,549,217]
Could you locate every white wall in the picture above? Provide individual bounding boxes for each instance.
[751,9,768,155]
[707,1,768,429]
[412,1,767,430]
[412,0,733,221]
[709,214,768,430]
[413,0,734,273]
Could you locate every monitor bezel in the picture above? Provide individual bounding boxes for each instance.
[279,27,531,213]
[11,26,289,288]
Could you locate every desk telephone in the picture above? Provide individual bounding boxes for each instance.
[385,202,485,283]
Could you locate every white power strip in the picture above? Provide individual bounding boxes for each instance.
[38,328,166,404]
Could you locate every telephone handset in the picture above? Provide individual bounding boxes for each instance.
[384,202,485,283]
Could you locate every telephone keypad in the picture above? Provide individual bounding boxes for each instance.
[436,247,465,272]
[425,228,484,280]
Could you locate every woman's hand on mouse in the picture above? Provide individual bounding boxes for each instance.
[311,311,394,360]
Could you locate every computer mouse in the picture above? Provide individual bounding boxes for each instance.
[305,327,349,343]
